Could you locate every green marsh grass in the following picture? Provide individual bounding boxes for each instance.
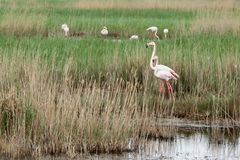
[0,0,240,158]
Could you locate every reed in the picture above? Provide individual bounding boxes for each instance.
[0,55,178,158]
[0,11,46,36]
[0,33,239,157]
[0,0,240,158]
[191,10,240,34]
[67,0,238,10]
[3,0,238,10]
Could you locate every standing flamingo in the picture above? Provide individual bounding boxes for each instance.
[146,41,179,96]
[146,26,159,40]
[61,23,69,37]
[163,28,169,38]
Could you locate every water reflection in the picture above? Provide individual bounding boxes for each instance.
[45,128,240,160]
[130,131,240,160]
[86,130,240,160]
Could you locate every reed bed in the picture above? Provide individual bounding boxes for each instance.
[191,10,240,34]
[0,55,178,158]
[0,11,46,36]
[1,0,239,10]
[69,0,239,10]
[0,34,239,157]
[0,0,240,158]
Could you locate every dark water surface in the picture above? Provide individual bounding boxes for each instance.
[44,131,240,159]
[42,119,240,160]
[77,133,239,160]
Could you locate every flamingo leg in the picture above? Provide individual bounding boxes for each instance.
[166,83,171,96]
[166,81,174,96]
[160,80,165,94]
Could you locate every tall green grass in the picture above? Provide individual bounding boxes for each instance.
[0,0,240,158]
[0,6,196,37]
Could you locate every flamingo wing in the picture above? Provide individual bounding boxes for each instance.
[154,70,177,80]
[146,26,158,32]
[156,64,179,78]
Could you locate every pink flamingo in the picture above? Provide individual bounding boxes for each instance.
[146,26,159,40]
[146,41,179,96]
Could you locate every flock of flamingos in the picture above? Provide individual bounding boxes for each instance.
[61,24,179,96]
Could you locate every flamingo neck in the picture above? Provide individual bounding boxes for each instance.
[150,45,157,70]
[155,33,159,40]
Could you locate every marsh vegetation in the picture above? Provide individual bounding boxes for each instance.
[0,0,240,158]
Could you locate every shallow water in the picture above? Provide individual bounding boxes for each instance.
[40,119,240,160]
[80,131,239,160]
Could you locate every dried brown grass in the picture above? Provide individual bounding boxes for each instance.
[0,11,46,35]
[0,55,174,158]
[66,0,238,10]
[2,0,238,10]
[191,11,240,34]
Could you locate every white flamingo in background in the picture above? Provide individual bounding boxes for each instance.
[129,35,139,40]
[146,41,179,96]
[146,26,159,40]
[61,23,69,36]
[163,28,169,38]
[101,26,108,36]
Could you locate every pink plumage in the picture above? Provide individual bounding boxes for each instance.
[146,41,179,96]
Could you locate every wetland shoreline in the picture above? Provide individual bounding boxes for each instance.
[0,0,240,158]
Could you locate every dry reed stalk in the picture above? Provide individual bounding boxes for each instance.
[0,11,46,35]
[0,43,239,157]
[0,55,175,157]
[1,0,239,10]
[191,17,240,34]
[66,0,238,10]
